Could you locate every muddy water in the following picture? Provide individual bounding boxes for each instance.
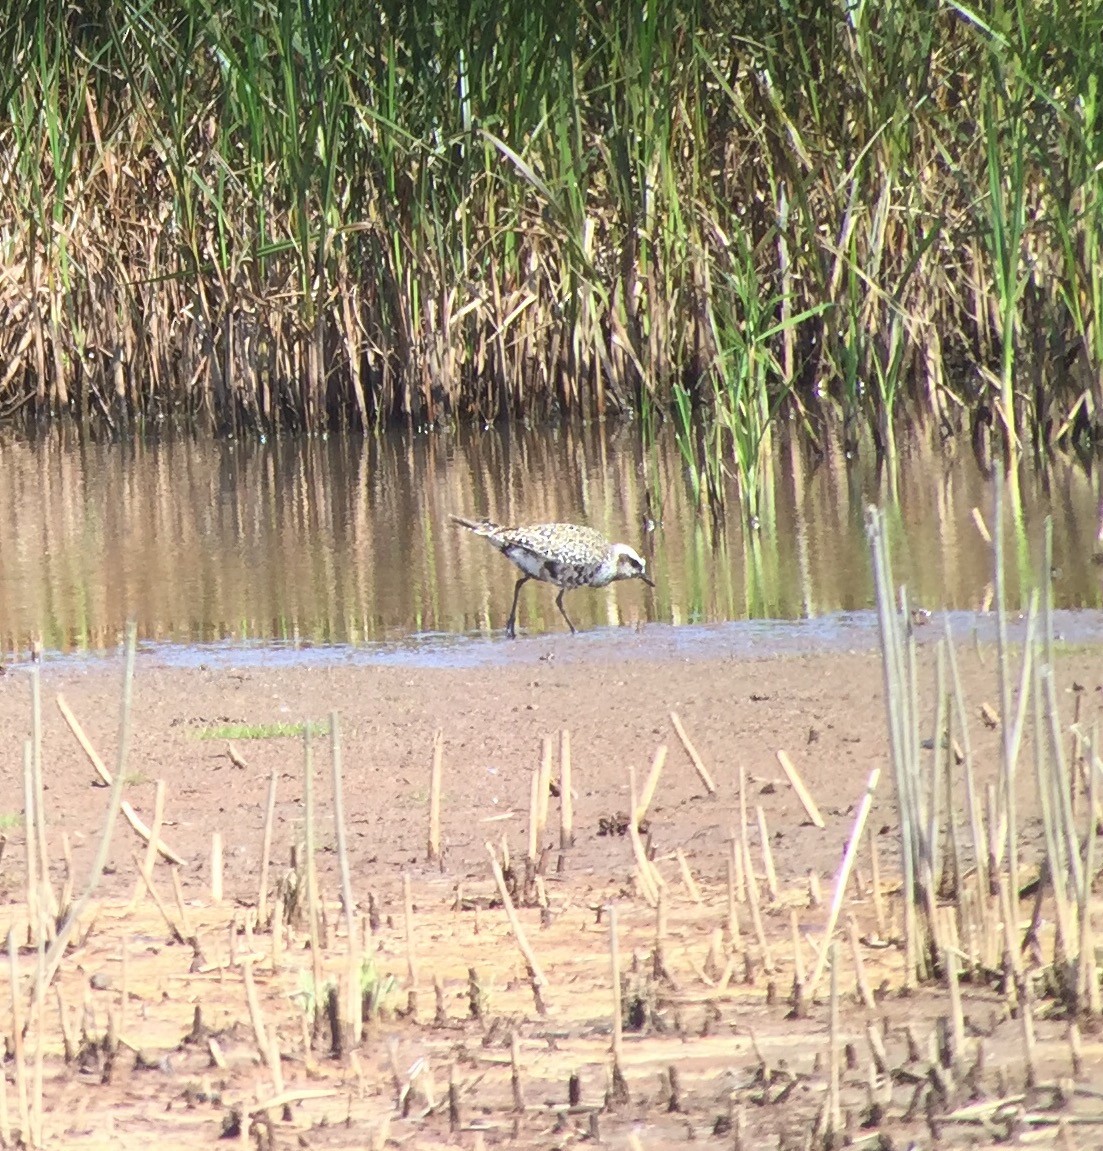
[0,425,1100,655]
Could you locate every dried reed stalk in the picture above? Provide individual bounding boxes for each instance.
[943,627,987,891]
[538,735,553,836]
[559,729,574,850]
[22,743,40,944]
[627,766,660,905]
[527,769,540,867]
[634,745,667,826]
[669,712,716,794]
[41,624,137,994]
[756,805,779,901]
[129,779,166,908]
[676,848,703,903]
[170,866,196,943]
[134,855,186,945]
[243,960,285,1097]
[775,750,825,828]
[29,667,55,925]
[992,472,1020,904]
[55,693,185,865]
[741,834,772,972]
[427,729,443,863]
[808,769,880,999]
[330,712,356,937]
[485,843,549,995]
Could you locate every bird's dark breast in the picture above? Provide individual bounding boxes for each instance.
[539,559,590,587]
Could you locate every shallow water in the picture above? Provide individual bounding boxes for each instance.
[0,424,1100,656]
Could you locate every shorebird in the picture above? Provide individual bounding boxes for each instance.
[451,515,655,637]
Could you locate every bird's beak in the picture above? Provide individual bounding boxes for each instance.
[641,573,656,588]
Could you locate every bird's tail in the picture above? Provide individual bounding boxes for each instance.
[450,514,505,536]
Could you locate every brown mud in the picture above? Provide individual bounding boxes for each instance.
[0,632,1101,1147]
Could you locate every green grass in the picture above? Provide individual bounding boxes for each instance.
[0,813,21,831]
[196,720,329,741]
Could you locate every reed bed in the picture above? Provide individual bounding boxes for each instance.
[1,2,1102,498]
[2,495,1102,1146]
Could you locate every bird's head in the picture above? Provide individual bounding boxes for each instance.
[611,544,655,587]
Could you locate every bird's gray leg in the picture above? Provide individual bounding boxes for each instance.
[555,588,577,634]
[506,576,530,638]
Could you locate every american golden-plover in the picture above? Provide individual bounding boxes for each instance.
[451,515,655,637]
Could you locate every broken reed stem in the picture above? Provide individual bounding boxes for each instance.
[559,729,574,850]
[170,865,195,942]
[134,855,186,945]
[669,711,717,794]
[486,843,549,998]
[427,729,443,863]
[29,667,55,927]
[756,805,779,901]
[741,834,772,972]
[538,735,553,837]
[676,849,703,903]
[1043,667,1084,897]
[634,745,667,826]
[808,768,881,999]
[22,742,40,944]
[627,765,660,906]
[330,712,356,940]
[56,692,185,865]
[41,623,137,994]
[258,768,278,925]
[775,750,826,828]
[1034,660,1074,956]
[243,960,285,1097]
[527,768,540,867]
[130,779,166,908]
[943,625,987,892]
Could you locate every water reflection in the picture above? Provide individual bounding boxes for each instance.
[0,425,1100,654]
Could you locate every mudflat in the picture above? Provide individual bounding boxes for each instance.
[0,630,1100,1147]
